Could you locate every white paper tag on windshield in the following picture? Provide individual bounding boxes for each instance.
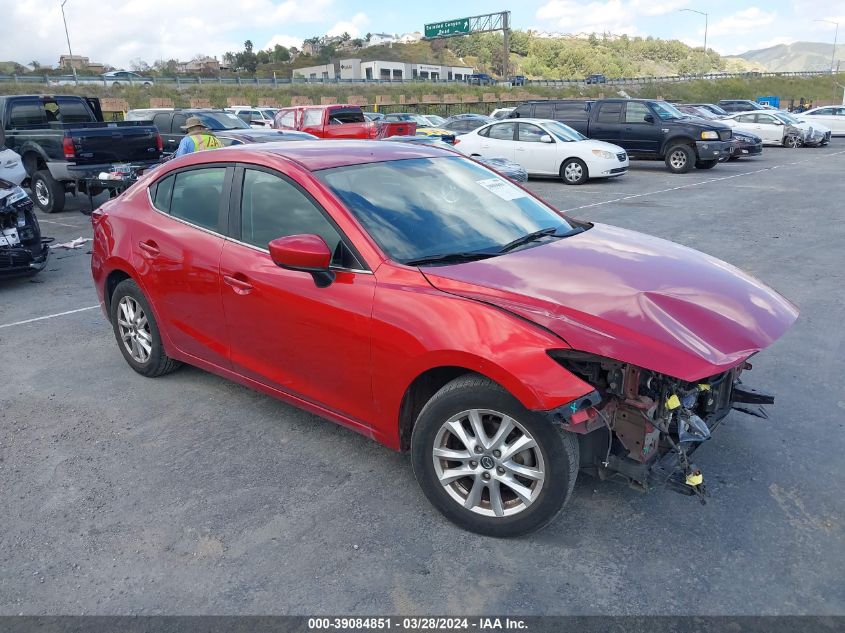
[476,178,526,201]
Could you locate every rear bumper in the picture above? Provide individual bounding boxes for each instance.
[694,140,732,161]
[47,160,160,182]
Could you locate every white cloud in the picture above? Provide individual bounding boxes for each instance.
[326,12,370,38]
[535,0,688,35]
[265,35,304,50]
[708,8,778,38]
[5,0,332,69]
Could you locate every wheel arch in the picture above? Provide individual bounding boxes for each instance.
[660,136,696,156]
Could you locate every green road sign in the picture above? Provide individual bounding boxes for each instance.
[424,18,470,38]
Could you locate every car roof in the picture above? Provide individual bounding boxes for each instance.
[217,139,454,170]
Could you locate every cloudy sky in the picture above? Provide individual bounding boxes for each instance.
[3,0,843,69]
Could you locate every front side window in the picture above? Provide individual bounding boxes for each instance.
[517,123,547,143]
[318,156,576,264]
[167,168,227,231]
[625,102,652,124]
[277,111,297,128]
[240,169,344,261]
[809,108,832,116]
[488,122,515,140]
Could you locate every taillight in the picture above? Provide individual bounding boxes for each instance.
[452,138,461,145]
[62,136,75,159]
[156,133,163,152]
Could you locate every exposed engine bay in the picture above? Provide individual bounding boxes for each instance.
[0,179,50,278]
[548,350,775,503]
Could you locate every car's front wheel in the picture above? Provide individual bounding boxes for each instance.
[411,375,578,537]
[665,145,694,173]
[560,158,589,185]
[783,134,803,148]
[110,279,181,378]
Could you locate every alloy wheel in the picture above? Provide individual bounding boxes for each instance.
[34,180,50,207]
[564,162,583,182]
[117,296,152,363]
[670,150,688,170]
[432,409,546,518]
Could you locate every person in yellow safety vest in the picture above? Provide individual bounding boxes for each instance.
[174,116,221,157]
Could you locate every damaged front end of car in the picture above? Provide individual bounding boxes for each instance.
[0,179,51,278]
[546,350,775,504]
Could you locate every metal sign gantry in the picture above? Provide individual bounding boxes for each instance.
[424,10,512,78]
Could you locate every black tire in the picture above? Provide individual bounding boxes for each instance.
[109,279,181,378]
[411,374,579,537]
[695,159,719,169]
[560,158,589,185]
[664,144,694,173]
[30,170,66,213]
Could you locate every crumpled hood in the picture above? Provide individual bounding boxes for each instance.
[423,223,798,382]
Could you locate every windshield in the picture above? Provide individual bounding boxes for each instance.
[651,101,685,120]
[544,121,586,142]
[425,115,446,126]
[318,156,575,264]
[197,112,251,130]
[774,112,800,124]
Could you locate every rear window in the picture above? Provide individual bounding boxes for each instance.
[328,108,365,124]
[55,98,94,123]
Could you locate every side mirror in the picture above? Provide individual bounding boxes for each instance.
[268,234,335,287]
[643,114,655,124]
[540,134,554,143]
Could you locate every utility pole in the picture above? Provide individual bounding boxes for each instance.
[680,8,708,75]
[60,0,78,85]
[502,11,510,80]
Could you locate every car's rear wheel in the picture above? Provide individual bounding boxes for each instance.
[665,145,693,173]
[110,279,181,377]
[411,375,578,537]
[560,158,588,185]
[695,159,719,169]
[31,170,66,213]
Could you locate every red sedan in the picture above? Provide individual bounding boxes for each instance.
[91,141,797,536]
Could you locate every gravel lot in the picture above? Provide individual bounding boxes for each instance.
[1,142,844,615]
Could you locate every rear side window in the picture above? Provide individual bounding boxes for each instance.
[172,114,187,133]
[533,103,553,119]
[303,109,323,126]
[168,168,227,232]
[488,122,515,140]
[152,175,175,212]
[595,103,622,124]
[9,101,46,127]
[152,113,171,132]
[554,102,589,121]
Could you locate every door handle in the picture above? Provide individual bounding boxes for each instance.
[138,240,160,257]
[223,274,254,295]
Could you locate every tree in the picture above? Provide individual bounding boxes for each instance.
[272,44,290,63]
[129,58,150,72]
[30,60,41,72]
[341,31,351,42]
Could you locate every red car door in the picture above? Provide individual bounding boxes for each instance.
[218,165,376,425]
[134,164,233,369]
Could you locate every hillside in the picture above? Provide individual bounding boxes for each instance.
[732,41,844,72]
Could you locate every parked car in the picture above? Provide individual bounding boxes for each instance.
[215,129,318,146]
[102,71,152,88]
[421,115,446,127]
[585,74,607,84]
[675,104,719,119]
[1,95,162,212]
[273,104,415,139]
[468,73,494,86]
[490,107,515,120]
[91,140,797,536]
[509,75,526,86]
[513,99,732,173]
[456,118,628,185]
[721,111,825,148]
[687,103,730,117]
[726,130,764,160]
[441,114,494,135]
[387,135,527,182]
[796,106,845,135]
[126,108,251,154]
[777,111,830,145]
[225,107,277,128]
[363,111,384,122]
[717,99,766,113]
[383,113,453,137]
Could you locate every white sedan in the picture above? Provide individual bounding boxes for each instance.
[797,106,845,135]
[456,118,629,185]
[722,111,814,147]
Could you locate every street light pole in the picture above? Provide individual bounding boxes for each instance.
[60,0,78,85]
[681,9,708,75]
[814,19,839,73]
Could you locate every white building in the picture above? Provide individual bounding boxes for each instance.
[398,32,422,44]
[366,33,396,47]
[337,58,473,81]
[293,63,336,80]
